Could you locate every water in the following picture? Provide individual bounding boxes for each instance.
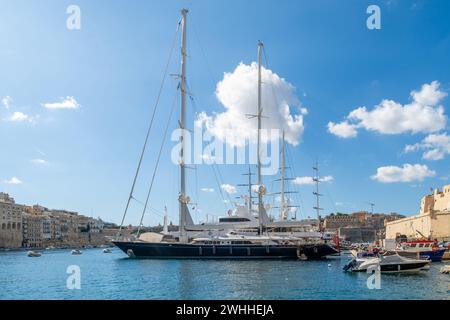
[0,249,449,300]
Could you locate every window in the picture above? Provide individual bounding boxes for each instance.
[1,223,5,230]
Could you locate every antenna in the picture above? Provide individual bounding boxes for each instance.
[366,202,375,214]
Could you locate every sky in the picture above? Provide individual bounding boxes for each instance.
[1,0,450,226]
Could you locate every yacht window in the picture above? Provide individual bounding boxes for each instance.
[418,244,424,248]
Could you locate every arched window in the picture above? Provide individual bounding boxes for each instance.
[1,223,5,230]
[7,223,11,230]
[17,223,21,230]
[12,222,16,229]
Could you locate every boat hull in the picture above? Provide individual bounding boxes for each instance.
[396,249,446,262]
[112,241,338,259]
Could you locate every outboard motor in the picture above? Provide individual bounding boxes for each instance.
[343,259,356,272]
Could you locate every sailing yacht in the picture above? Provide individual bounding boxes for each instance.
[113,9,338,259]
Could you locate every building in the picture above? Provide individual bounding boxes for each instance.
[324,213,359,229]
[0,193,23,248]
[338,227,377,243]
[22,213,44,248]
[386,185,450,241]
[88,217,104,233]
[325,211,405,243]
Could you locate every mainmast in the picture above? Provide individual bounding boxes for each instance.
[280,131,285,220]
[179,8,189,243]
[257,41,264,235]
[312,161,323,231]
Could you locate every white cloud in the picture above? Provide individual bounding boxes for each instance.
[42,96,80,109]
[2,96,12,109]
[2,177,23,185]
[404,132,450,160]
[8,111,30,122]
[328,81,447,138]
[30,159,49,166]
[327,121,358,138]
[201,188,214,193]
[221,184,237,194]
[195,62,306,147]
[371,163,435,183]
[292,175,334,185]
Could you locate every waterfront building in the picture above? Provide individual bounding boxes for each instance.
[88,217,104,233]
[338,226,376,243]
[0,193,23,248]
[22,213,44,248]
[324,213,359,229]
[385,185,450,241]
[1,192,107,248]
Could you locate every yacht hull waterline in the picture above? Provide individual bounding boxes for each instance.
[112,241,338,259]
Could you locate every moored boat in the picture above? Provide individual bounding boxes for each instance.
[343,252,430,273]
[113,235,337,259]
[27,251,41,257]
[113,9,338,261]
[395,240,446,262]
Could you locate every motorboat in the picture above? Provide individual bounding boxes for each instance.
[343,252,430,273]
[71,249,82,255]
[103,248,112,253]
[27,251,41,257]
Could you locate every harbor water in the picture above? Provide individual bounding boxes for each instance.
[0,248,449,300]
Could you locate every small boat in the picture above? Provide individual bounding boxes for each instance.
[27,251,41,257]
[71,249,82,255]
[440,265,450,274]
[343,252,430,273]
[396,240,446,262]
[103,248,112,253]
[45,246,56,250]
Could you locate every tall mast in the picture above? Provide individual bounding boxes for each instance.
[280,131,285,220]
[257,41,264,235]
[247,166,253,214]
[312,161,323,231]
[179,8,188,243]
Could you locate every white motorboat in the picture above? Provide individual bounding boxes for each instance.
[27,251,41,257]
[103,248,112,253]
[343,252,430,273]
[71,249,82,255]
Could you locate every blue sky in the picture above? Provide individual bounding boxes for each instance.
[1,0,449,226]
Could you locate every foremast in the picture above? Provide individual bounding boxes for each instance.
[257,41,264,235]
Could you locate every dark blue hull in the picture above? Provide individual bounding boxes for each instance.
[397,249,446,262]
[112,241,338,259]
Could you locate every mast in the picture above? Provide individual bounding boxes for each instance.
[280,131,285,220]
[312,161,323,231]
[257,41,264,235]
[163,206,168,235]
[237,167,255,215]
[179,8,189,243]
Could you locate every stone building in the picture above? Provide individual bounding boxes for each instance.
[22,213,44,248]
[0,193,23,248]
[386,185,450,241]
[323,213,359,229]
